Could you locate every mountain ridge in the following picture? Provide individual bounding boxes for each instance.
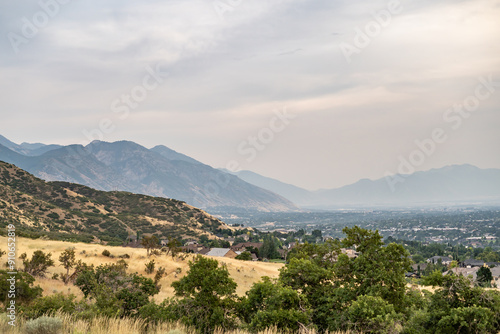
[230,164,500,209]
[0,136,297,212]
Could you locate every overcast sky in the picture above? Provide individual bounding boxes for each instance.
[1,0,499,190]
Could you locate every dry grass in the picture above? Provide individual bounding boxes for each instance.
[0,311,352,334]
[0,236,283,300]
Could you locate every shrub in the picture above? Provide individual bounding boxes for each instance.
[145,260,155,274]
[23,293,77,319]
[25,316,63,334]
[101,249,111,257]
[346,295,402,333]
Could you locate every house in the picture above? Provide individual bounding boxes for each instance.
[427,256,452,265]
[412,263,428,272]
[184,240,197,246]
[181,244,209,254]
[160,239,169,246]
[461,259,485,268]
[234,250,259,261]
[341,248,359,259]
[405,272,419,278]
[205,248,238,258]
[490,266,500,286]
[448,267,479,281]
[230,242,263,253]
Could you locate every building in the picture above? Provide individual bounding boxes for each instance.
[449,267,480,281]
[427,256,452,265]
[461,259,485,268]
[230,242,263,253]
[205,248,238,258]
[181,243,209,254]
[490,266,500,286]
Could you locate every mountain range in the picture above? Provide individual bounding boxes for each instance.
[228,165,500,208]
[1,134,499,210]
[0,160,234,244]
[0,135,296,212]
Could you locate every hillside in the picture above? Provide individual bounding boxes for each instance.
[0,136,297,212]
[0,236,283,300]
[0,161,236,244]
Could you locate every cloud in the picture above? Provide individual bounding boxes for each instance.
[0,0,499,189]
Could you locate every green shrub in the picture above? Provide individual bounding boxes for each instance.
[346,295,402,334]
[23,293,77,319]
[145,260,155,274]
[101,249,111,257]
[25,316,62,334]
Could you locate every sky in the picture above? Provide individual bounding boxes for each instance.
[1,0,499,190]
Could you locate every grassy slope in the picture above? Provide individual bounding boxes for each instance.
[1,236,283,300]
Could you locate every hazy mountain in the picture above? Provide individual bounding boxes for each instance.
[227,165,500,209]
[0,136,297,212]
[224,169,312,204]
[150,145,202,165]
[0,161,233,244]
[0,134,62,156]
[313,164,500,208]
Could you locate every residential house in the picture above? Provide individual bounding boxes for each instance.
[427,256,452,265]
[461,259,485,268]
[491,266,500,287]
[231,242,263,253]
[448,267,479,281]
[205,248,238,258]
[181,243,209,254]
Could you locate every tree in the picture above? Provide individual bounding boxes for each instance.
[170,255,237,333]
[338,226,412,311]
[59,248,76,285]
[477,266,493,287]
[260,236,280,260]
[235,251,252,261]
[166,238,182,258]
[20,250,55,278]
[421,269,445,287]
[141,235,159,257]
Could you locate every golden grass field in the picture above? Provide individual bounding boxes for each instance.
[0,236,283,301]
[0,311,354,334]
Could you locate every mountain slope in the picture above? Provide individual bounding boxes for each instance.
[150,145,202,165]
[224,169,312,204]
[0,137,297,212]
[0,134,61,156]
[0,161,233,244]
